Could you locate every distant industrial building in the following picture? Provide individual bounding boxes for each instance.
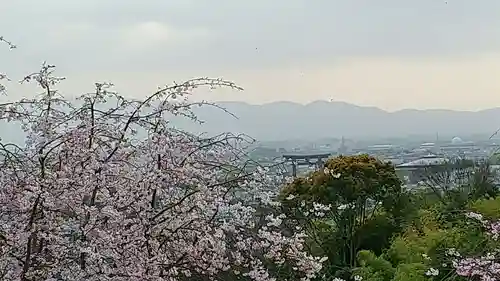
[395,155,448,184]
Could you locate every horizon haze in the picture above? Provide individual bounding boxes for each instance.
[212,100,500,113]
[166,100,500,141]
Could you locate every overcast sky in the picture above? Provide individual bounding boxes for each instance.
[2,0,500,111]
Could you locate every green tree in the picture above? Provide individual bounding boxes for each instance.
[280,155,410,278]
[354,250,395,281]
[355,195,500,281]
[470,195,500,219]
[422,159,498,224]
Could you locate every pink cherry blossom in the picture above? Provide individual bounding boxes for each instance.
[451,213,500,281]
[0,64,325,281]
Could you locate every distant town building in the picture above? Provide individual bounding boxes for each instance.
[338,136,348,155]
[395,155,448,185]
[451,136,463,145]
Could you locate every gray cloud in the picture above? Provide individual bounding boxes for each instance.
[3,0,500,73]
[2,0,500,111]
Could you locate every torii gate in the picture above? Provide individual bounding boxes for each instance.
[282,153,332,177]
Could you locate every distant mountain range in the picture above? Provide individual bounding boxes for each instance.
[1,100,500,144]
[167,100,500,141]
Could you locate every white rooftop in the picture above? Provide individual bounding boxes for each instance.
[397,156,447,167]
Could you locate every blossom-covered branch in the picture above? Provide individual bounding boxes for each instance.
[0,36,16,95]
[0,63,325,281]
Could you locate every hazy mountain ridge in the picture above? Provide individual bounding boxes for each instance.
[168,100,500,141]
[1,100,499,144]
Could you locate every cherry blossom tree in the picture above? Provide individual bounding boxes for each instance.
[0,51,325,280]
[0,36,16,95]
[450,212,500,281]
